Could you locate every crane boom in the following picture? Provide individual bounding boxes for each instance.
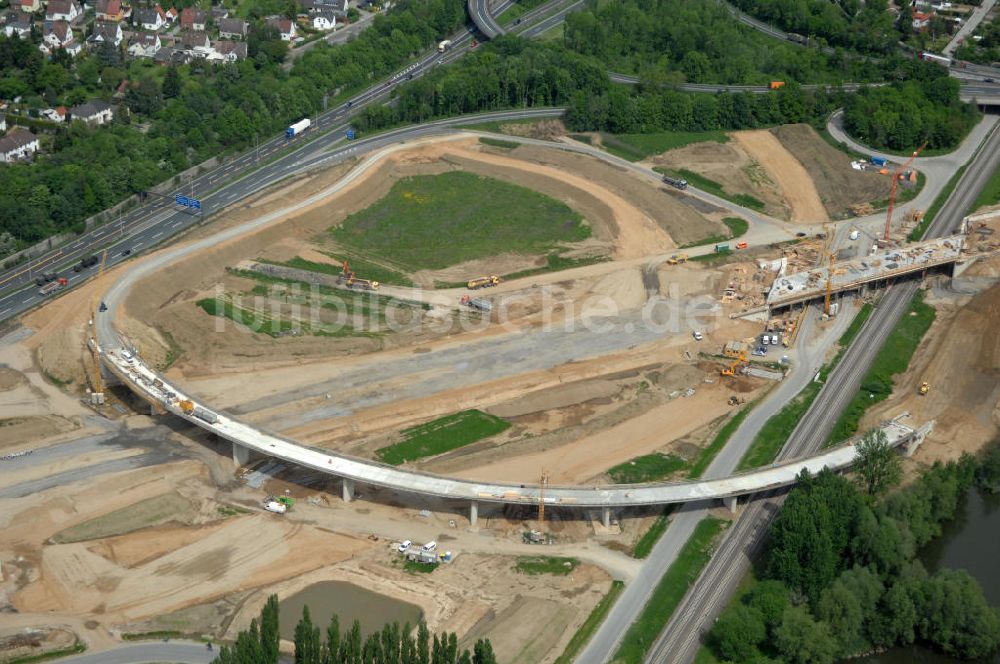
[883,143,926,242]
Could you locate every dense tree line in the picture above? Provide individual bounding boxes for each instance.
[729,0,899,53]
[842,60,979,150]
[0,0,466,252]
[212,595,497,664]
[562,0,886,85]
[707,442,1000,664]
[955,14,1000,66]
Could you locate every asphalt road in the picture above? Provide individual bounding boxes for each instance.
[58,642,217,664]
[645,105,1000,664]
[469,0,505,38]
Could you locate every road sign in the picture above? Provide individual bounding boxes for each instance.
[346,128,356,140]
[175,195,202,210]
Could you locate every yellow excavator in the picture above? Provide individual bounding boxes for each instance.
[919,382,930,396]
[721,352,748,377]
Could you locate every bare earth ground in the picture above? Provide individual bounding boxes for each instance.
[859,280,1000,470]
[770,124,894,220]
[732,130,829,224]
[645,138,791,220]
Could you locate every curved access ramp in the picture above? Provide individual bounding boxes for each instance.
[469,0,505,39]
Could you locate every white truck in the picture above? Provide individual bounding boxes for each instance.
[286,118,311,138]
[437,40,452,52]
[264,500,287,514]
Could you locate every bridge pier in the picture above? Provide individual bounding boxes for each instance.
[601,506,612,528]
[469,501,478,527]
[232,443,251,467]
[722,496,738,514]
[342,478,355,502]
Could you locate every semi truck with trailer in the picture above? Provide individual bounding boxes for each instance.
[286,119,311,138]
[38,277,68,296]
[438,40,452,52]
[662,175,688,190]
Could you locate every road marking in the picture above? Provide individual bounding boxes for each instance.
[0,308,9,317]
[152,232,163,240]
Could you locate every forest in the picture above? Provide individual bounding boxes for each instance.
[212,595,498,664]
[704,442,1000,664]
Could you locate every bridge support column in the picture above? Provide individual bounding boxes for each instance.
[232,443,251,467]
[342,478,355,502]
[601,506,612,528]
[723,496,738,514]
[469,501,478,527]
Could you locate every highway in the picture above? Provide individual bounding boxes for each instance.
[469,0,505,38]
[644,112,1000,664]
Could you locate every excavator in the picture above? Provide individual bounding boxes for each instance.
[721,352,748,377]
[919,381,930,396]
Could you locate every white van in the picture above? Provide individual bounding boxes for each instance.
[849,229,860,241]
[422,541,437,552]
[761,335,769,346]
[692,331,704,341]
[771,334,779,345]
[398,540,412,553]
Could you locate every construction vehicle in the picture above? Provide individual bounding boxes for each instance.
[883,142,926,241]
[662,175,688,190]
[346,277,379,291]
[178,400,195,414]
[715,244,730,253]
[919,381,930,395]
[467,275,501,290]
[727,395,746,406]
[39,277,68,296]
[769,81,785,90]
[721,352,748,377]
[736,242,748,250]
[666,253,688,265]
[460,295,492,313]
[277,495,295,508]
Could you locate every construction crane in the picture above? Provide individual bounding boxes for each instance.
[537,470,550,526]
[883,143,927,242]
[825,251,836,315]
[85,249,108,405]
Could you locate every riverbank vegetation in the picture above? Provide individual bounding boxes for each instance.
[705,444,1000,663]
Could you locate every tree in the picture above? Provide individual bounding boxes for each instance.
[323,614,340,664]
[746,580,791,635]
[162,67,181,99]
[774,605,838,664]
[710,603,766,661]
[294,606,322,664]
[261,594,280,664]
[855,428,903,496]
[917,569,1000,660]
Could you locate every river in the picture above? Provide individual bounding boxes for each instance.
[854,488,1000,664]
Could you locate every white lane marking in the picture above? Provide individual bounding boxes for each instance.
[152,232,163,240]
[0,308,9,317]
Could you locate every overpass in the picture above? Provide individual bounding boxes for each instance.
[468,0,505,39]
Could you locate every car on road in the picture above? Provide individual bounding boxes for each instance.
[121,248,131,256]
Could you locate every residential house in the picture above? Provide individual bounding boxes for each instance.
[40,20,81,55]
[179,7,206,30]
[39,106,66,121]
[180,29,212,56]
[95,0,127,21]
[133,6,165,30]
[217,17,246,39]
[88,20,123,46]
[20,0,41,13]
[3,16,33,38]
[69,99,113,125]
[210,4,228,19]
[310,9,335,30]
[153,45,190,65]
[164,6,177,22]
[912,10,933,30]
[45,0,82,23]
[212,38,247,61]
[266,16,295,40]
[0,130,40,162]
[127,31,161,57]
[300,0,347,15]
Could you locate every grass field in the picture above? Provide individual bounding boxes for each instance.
[514,556,580,575]
[599,131,729,162]
[376,409,510,465]
[613,518,727,664]
[826,290,935,444]
[553,580,625,664]
[631,506,676,559]
[608,453,688,483]
[655,167,765,211]
[973,163,1000,209]
[331,171,589,271]
[52,493,194,543]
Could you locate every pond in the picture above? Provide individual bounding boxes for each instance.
[277,581,423,643]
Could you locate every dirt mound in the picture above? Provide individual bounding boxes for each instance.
[0,367,26,391]
[733,129,829,224]
[35,327,86,387]
[494,119,567,141]
[770,124,893,220]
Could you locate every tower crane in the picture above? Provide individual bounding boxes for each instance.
[883,143,927,243]
[538,470,550,527]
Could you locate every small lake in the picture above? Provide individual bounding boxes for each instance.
[851,489,1000,664]
[278,581,424,642]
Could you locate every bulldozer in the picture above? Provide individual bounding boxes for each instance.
[919,381,930,396]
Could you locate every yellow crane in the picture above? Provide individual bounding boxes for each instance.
[538,470,550,526]
[85,250,108,405]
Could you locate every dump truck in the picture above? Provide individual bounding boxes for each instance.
[662,175,688,190]
[347,278,379,291]
[192,406,218,424]
[460,295,492,313]
[39,277,68,296]
[769,81,785,90]
[437,39,452,52]
[467,275,500,290]
[286,118,311,138]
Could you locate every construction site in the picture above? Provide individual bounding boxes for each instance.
[3,125,1000,664]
